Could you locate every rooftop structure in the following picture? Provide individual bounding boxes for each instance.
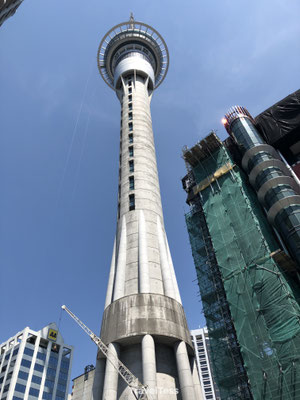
[92,16,202,400]
[70,365,95,400]
[0,323,73,400]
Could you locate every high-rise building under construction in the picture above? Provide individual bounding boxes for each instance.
[182,92,300,399]
[92,17,202,400]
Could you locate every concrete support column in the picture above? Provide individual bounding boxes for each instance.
[142,335,157,399]
[102,343,120,400]
[139,210,150,293]
[93,357,106,400]
[113,216,127,301]
[174,341,196,400]
[105,239,116,308]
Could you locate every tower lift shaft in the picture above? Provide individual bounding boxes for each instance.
[61,305,149,400]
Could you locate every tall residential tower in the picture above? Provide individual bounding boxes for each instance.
[92,17,202,400]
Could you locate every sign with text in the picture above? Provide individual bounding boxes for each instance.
[47,329,58,342]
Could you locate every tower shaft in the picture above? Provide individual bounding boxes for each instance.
[105,74,181,305]
[94,19,202,400]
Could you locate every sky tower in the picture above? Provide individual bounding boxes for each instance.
[92,16,202,400]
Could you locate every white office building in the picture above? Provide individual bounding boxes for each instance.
[0,322,73,400]
[191,328,220,400]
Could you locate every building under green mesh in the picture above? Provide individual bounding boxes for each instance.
[182,133,300,400]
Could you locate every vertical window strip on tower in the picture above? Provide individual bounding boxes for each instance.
[129,146,134,157]
[129,194,135,211]
[129,176,134,190]
[128,134,133,143]
[129,160,134,172]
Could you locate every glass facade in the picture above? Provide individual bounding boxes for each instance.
[229,109,300,267]
[230,118,263,152]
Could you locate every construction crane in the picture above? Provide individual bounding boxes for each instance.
[61,305,149,400]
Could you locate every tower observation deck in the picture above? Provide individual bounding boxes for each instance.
[93,17,203,400]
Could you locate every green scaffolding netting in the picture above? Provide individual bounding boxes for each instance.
[186,145,300,400]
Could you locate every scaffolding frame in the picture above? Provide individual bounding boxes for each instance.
[183,134,300,399]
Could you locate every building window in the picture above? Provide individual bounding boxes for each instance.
[42,392,52,400]
[24,347,34,357]
[12,348,19,357]
[128,112,133,120]
[128,122,133,131]
[129,176,134,190]
[31,375,42,385]
[3,384,10,393]
[21,359,31,368]
[34,362,44,372]
[128,134,133,144]
[46,367,56,378]
[18,371,29,381]
[129,160,134,172]
[129,146,134,157]
[59,371,68,381]
[128,95,132,102]
[36,352,46,361]
[29,387,40,397]
[128,103,132,111]
[15,383,26,393]
[128,87,132,94]
[129,194,135,211]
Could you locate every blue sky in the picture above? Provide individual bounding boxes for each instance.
[1,0,300,390]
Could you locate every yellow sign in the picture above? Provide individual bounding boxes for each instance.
[48,329,58,342]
